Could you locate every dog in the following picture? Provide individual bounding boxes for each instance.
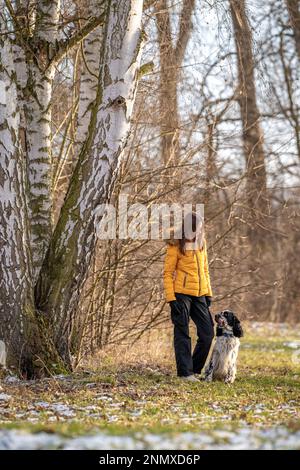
[205,310,243,384]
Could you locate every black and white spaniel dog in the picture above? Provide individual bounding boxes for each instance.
[205,310,244,384]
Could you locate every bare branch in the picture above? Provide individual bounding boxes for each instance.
[49,13,106,66]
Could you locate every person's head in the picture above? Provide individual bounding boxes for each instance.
[178,211,204,255]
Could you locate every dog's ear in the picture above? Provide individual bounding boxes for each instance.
[233,316,244,338]
[216,327,223,337]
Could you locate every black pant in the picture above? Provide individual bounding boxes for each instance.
[170,293,214,377]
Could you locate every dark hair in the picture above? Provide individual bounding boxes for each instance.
[178,212,204,255]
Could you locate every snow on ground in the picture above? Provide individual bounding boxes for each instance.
[283,341,300,349]
[0,322,299,450]
[0,426,299,450]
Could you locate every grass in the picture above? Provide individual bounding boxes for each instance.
[0,322,300,438]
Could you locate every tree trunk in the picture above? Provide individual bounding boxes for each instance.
[0,15,61,378]
[156,0,180,169]
[23,65,55,280]
[229,0,267,244]
[286,0,300,61]
[53,1,106,215]
[155,0,195,174]
[1,0,142,375]
[76,0,104,145]
[22,1,61,279]
[36,0,145,362]
[34,0,61,43]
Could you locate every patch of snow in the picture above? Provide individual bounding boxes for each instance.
[109,402,124,408]
[0,431,61,450]
[48,416,58,422]
[0,426,300,450]
[0,393,11,401]
[35,401,50,409]
[85,383,97,388]
[65,434,136,450]
[283,341,300,349]
[84,405,99,411]
[53,374,71,381]
[4,376,20,384]
[107,415,119,422]
[95,395,113,402]
[129,409,143,417]
[50,403,76,418]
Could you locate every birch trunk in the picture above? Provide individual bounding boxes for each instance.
[24,66,55,280]
[24,1,60,280]
[0,14,61,377]
[77,0,105,145]
[36,0,144,362]
[34,0,61,44]
[0,19,29,372]
[53,1,105,224]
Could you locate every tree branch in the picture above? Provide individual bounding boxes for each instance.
[4,0,20,33]
[49,13,106,66]
[144,0,158,10]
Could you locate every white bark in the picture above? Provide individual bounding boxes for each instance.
[53,1,106,229]
[54,0,105,195]
[0,6,64,378]
[23,0,61,279]
[77,0,105,145]
[37,0,145,359]
[0,12,34,369]
[34,0,61,43]
[24,65,55,280]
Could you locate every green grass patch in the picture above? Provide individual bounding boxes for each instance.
[0,326,300,436]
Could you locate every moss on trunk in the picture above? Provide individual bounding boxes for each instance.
[8,301,70,379]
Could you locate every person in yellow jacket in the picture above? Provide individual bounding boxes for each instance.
[163,212,214,382]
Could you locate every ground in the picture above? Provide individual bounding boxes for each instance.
[0,322,300,449]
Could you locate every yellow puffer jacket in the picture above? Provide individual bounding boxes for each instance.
[163,240,212,302]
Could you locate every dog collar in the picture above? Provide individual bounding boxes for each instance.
[221,332,234,338]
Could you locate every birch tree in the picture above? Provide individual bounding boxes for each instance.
[36,0,144,362]
[26,1,61,278]
[0,0,144,375]
[76,0,104,146]
[0,14,34,373]
[0,7,63,375]
[53,0,106,212]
